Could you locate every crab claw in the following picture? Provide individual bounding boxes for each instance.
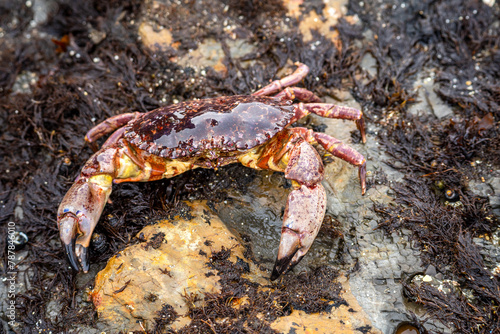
[59,216,81,270]
[57,176,112,272]
[59,215,92,272]
[271,183,327,280]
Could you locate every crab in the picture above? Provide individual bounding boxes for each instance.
[57,62,366,280]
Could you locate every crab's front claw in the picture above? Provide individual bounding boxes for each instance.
[271,183,327,280]
[58,214,93,272]
[59,215,84,271]
[57,176,112,272]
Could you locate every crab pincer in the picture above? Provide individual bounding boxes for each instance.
[271,184,326,280]
[58,174,113,272]
[57,62,366,279]
[269,138,327,279]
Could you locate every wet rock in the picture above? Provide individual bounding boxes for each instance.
[472,232,500,273]
[284,0,354,47]
[91,201,255,331]
[360,52,378,78]
[45,299,63,321]
[271,273,383,334]
[408,73,454,119]
[272,274,382,334]
[487,177,500,218]
[139,22,174,52]
[177,38,256,75]
[469,179,494,198]
[91,201,380,332]
[311,93,449,333]
[0,248,31,333]
[11,71,38,95]
[18,0,58,28]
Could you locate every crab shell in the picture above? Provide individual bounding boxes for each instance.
[124,95,295,159]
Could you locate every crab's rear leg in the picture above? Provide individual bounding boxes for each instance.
[291,127,367,195]
[239,131,327,280]
[294,103,366,143]
[272,87,322,103]
[252,62,311,96]
[85,112,141,144]
[252,62,322,102]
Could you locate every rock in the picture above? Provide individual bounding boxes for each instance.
[360,52,378,78]
[177,38,256,75]
[469,180,494,198]
[271,274,382,334]
[487,177,500,218]
[139,22,175,52]
[284,0,355,49]
[91,200,260,331]
[408,73,454,119]
[91,201,380,332]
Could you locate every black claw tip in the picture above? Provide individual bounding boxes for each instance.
[270,267,281,281]
[80,246,89,273]
[65,238,80,271]
[270,251,297,281]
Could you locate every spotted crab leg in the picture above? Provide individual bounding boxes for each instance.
[239,129,327,280]
[256,68,367,144]
[293,102,366,143]
[272,87,322,103]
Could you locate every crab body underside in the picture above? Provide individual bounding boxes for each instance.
[58,63,366,280]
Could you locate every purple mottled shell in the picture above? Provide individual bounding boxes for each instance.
[123,95,295,159]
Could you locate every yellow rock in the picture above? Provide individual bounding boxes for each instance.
[92,201,260,331]
[271,275,382,334]
[138,22,174,52]
[283,0,358,50]
[91,201,379,333]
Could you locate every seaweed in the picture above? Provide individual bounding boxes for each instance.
[347,0,500,332]
[170,247,345,333]
[1,0,499,332]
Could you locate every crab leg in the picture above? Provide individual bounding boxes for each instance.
[289,127,366,195]
[239,130,327,280]
[85,112,141,143]
[272,182,327,280]
[313,132,367,194]
[293,103,366,143]
[252,62,310,97]
[58,175,113,271]
[274,138,327,279]
[272,87,322,103]
[253,62,322,102]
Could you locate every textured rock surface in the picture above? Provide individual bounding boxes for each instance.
[88,1,443,331]
[92,201,381,332]
[271,276,382,334]
[92,201,249,331]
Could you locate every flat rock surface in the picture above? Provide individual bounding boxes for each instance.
[92,201,381,333]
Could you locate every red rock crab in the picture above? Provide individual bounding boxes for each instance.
[57,63,366,280]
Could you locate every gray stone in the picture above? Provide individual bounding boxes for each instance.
[469,180,494,197]
[408,73,454,119]
[360,52,377,78]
